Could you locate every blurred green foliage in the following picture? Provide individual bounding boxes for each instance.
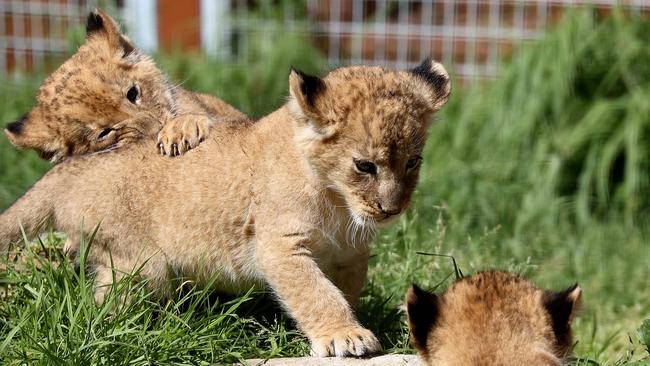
[427,10,650,233]
[640,320,650,355]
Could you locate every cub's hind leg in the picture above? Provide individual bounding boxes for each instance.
[62,232,81,261]
[0,176,56,252]
[89,244,172,304]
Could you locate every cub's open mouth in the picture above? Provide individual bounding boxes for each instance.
[38,150,56,161]
[38,149,66,164]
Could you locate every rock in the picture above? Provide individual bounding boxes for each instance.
[242,354,423,366]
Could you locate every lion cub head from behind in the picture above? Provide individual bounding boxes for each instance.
[4,9,173,162]
[406,271,582,366]
[288,59,451,227]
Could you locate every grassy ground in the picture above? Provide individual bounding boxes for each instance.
[1,9,650,365]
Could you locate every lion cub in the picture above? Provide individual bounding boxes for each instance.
[0,58,450,357]
[406,271,582,366]
[4,9,244,162]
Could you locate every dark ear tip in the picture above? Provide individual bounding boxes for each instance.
[87,10,100,22]
[406,284,438,311]
[291,69,325,106]
[568,283,582,302]
[5,115,27,135]
[6,122,22,135]
[290,67,309,80]
[406,283,439,351]
[412,57,447,77]
[410,57,451,106]
[86,9,104,35]
[406,283,421,303]
[418,57,433,68]
[409,283,424,294]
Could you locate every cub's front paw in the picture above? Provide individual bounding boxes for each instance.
[157,114,212,156]
[310,326,381,357]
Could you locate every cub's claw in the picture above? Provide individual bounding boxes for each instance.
[157,114,212,157]
[310,326,381,357]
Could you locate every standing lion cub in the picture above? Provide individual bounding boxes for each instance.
[4,9,244,162]
[407,271,581,365]
[0,59,450,357]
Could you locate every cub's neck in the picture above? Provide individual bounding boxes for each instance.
[247,106,375,248]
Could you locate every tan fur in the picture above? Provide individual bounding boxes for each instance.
[3,9,245,162]
[406,271,582,366]
[0,59,450,357]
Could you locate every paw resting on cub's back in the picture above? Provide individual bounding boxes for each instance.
[157,114,214,156]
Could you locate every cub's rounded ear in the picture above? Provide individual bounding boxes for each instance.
[86,8,135,57]
[86,9,107,36]
[543,283,582,348]
[289,68,326,117]
[288,68,333,136]
[410,57,451,112]
[3,112,62,161]
[5,115,27,137]
[406,284,439,353]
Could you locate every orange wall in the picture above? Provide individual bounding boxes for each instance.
[157,0,201,52]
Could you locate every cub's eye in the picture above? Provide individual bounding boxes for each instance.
[97,128,114,140]
[126,85,139,104]
[406,156,421,171]
[354,158,377,175]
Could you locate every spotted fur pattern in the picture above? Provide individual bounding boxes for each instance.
[406,271,582,366]
[1,59,450,357]
[3,9,244,162]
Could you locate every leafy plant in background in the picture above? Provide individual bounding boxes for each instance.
[0,77,50,210]
[640,320,650,355]
[158,29,324,119]
[430,9,650,234]
[159,0,322,119]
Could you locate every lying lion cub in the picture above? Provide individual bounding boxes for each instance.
[0,59,450,357]
[4,9,244,162]
[406,271,581,366]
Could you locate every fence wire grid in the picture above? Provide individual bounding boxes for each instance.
[1,0,649,81]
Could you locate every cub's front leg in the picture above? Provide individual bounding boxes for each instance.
[256,233,380,357]
[157,114,215,156]
[329,253,369,311]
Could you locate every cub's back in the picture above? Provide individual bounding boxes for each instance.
[47,118,256,231]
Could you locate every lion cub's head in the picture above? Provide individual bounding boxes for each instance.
[4,9,173,162]
[406,271,582,366]
[288,59,451,226]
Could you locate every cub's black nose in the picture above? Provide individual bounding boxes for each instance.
[6,115,27,134]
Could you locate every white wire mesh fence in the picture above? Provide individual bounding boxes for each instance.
[0,0,98,77]
[227,0,650,81]
[1,0,649,81]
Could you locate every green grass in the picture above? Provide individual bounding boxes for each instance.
[1,9,650,365]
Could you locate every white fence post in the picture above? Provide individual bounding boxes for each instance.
[200,0,231,59]
[122,0,158,53]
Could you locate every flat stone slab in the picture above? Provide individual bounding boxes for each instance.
[243,354,422,366]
